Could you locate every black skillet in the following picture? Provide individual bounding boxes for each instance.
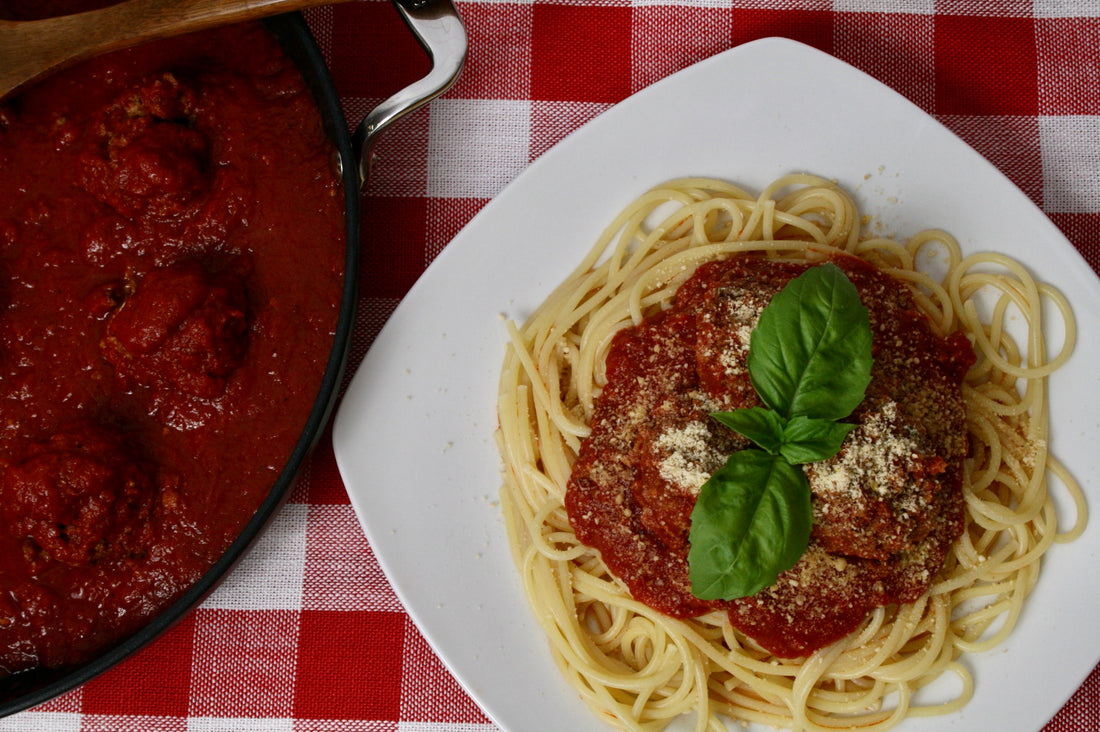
[0,0,465,716]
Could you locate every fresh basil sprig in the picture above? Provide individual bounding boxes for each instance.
[688,263,872,600]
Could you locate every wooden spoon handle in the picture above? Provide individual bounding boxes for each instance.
[0,0,354,99]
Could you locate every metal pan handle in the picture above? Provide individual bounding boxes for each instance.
[353,0,466,190]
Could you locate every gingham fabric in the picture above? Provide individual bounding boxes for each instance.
[5,1,1099,730]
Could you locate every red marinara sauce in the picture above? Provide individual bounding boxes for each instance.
[0,22,344,675]
[565,254,976,658]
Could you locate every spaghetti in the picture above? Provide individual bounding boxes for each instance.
[495,174,1085,731]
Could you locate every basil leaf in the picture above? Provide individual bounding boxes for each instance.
[688,450,812,600]
[710,408,785,454]
[747,263,872,420]
[778,416,856,464]
[686,262,873,602]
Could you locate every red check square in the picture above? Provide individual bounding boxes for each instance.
[1050,212,1100,276]
[730,9,834,54]
[294,609,406,720]
[81,614,195,718]
[934,15,1038,115]
[360,195,429,300]
[327,1,430,100]
[531,4,632,103]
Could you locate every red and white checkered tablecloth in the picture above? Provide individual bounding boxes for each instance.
[5,1,1099,730]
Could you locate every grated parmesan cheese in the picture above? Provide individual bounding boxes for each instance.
[654,421,726,496]
[808,400,920,507]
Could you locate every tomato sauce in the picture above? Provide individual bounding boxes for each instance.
[0,22,344,675]
[566,254,975,658]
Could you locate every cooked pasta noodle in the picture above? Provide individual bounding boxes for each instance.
[495,174,1085,731]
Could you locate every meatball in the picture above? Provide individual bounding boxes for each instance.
[78,73,211,220]
[0,422,157,571]
[102,260,250,399]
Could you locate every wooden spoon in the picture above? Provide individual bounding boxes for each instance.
[0,0,356,100]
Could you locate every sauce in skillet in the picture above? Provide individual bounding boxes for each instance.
[0,20,345,675]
